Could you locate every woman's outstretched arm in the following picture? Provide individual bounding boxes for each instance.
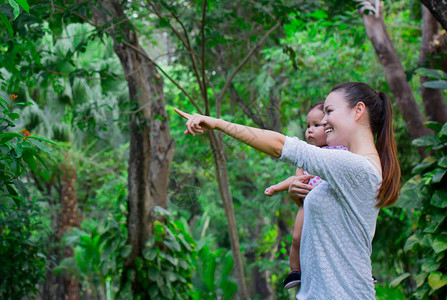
[174,108,286,158]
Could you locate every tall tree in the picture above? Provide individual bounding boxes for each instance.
[72,0,175,294]
[56,156,81,300]
[419,5,447,124]
[359,0,432,140]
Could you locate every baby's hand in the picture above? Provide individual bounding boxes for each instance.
[264,186,276,196]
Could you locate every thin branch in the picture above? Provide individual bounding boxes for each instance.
[121,40,203,114]
[217,20,282,103]
[146,0,206,107]
[201,0,209,115]
[244,0,275,19]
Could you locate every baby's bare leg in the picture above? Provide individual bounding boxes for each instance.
[290,208,304,271]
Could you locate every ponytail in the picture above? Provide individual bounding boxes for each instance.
[375,92,401,207]
[331,82,401,207]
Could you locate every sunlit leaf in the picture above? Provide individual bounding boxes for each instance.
[428,272,447,290]
[432,233,447,253]
[8,0,20,20]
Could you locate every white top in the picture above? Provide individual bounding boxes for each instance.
[279,137,381,300]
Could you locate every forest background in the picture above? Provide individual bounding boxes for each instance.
[1,0,447,299]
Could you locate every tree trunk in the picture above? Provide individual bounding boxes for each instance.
[419,5,447,123]
[56,158,81,300]
[420,0,447,32]
[361,2,432,140]
[88,0,175,294]
[208,131,250,299]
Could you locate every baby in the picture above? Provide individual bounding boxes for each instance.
[264,102,347,289]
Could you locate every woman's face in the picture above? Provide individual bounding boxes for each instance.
[305,108,326,147]
[322,92,356,147]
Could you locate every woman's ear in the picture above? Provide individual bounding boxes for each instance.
[354,102,366,120]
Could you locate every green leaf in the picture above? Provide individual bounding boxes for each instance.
[412,156,437,174]
[27,135,57,145]
[416,68,447,80]
[164,270,177,282]
[424,121,443,132]
[396,176,423,209]
[7,112,19,120]
[148,268,160,281]
[422,258,440,273]
[428,272,447,290]
[0,11,13,36]
[22,151,37,171]
[142,248,157,261]
[15,142,22,158]
[440,123,447,137]
[177,233,192,251]
[148,284,159,297]
[423,80,447,89]
[306,9,328,20]
[424,214,446,233]
[8,0,20,20]
[431,190,447,208]
[432,168,446,183]
[389,273,410,288]
[439,157,447,168]
[145,235,155,247]
[120,245,131,258]
[15,0,29,13]
[416,272,428,288]
[153,205,171,217]
[404,234,420,252]
[0,132,22,144]
[432,233,447,253]
[160,251,178,266]
[31,139,53,155]
[412,135,441,147]
[0,193,23,207]
[12,178,29,198]
[163,237,181,252]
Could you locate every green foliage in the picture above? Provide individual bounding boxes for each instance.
[396,123,447,298]
[0,94,52,298]
[129,207,197,300]
[56,213,128,299]
[0,197,46,299]
[191,244,237,300]
[415,67,447,90]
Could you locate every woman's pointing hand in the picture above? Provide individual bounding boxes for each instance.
[174,108,219,136]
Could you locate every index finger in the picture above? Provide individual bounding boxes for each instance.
[174,108,192,120]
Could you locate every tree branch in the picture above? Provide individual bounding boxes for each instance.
[121,40,203,114]
[201,0,209,115]
[146,0,207,106]
[217,20,281,103]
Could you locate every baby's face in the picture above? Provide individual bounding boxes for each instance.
[305,109,327,147]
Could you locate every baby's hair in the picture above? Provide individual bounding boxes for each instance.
[306,101,324,114]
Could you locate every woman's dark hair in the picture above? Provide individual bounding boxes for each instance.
[306,101,324,114]
[331,82,401,207]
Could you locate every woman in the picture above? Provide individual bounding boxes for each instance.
[175,82,401,299]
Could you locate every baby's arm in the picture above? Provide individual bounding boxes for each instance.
[264,168,304,196]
